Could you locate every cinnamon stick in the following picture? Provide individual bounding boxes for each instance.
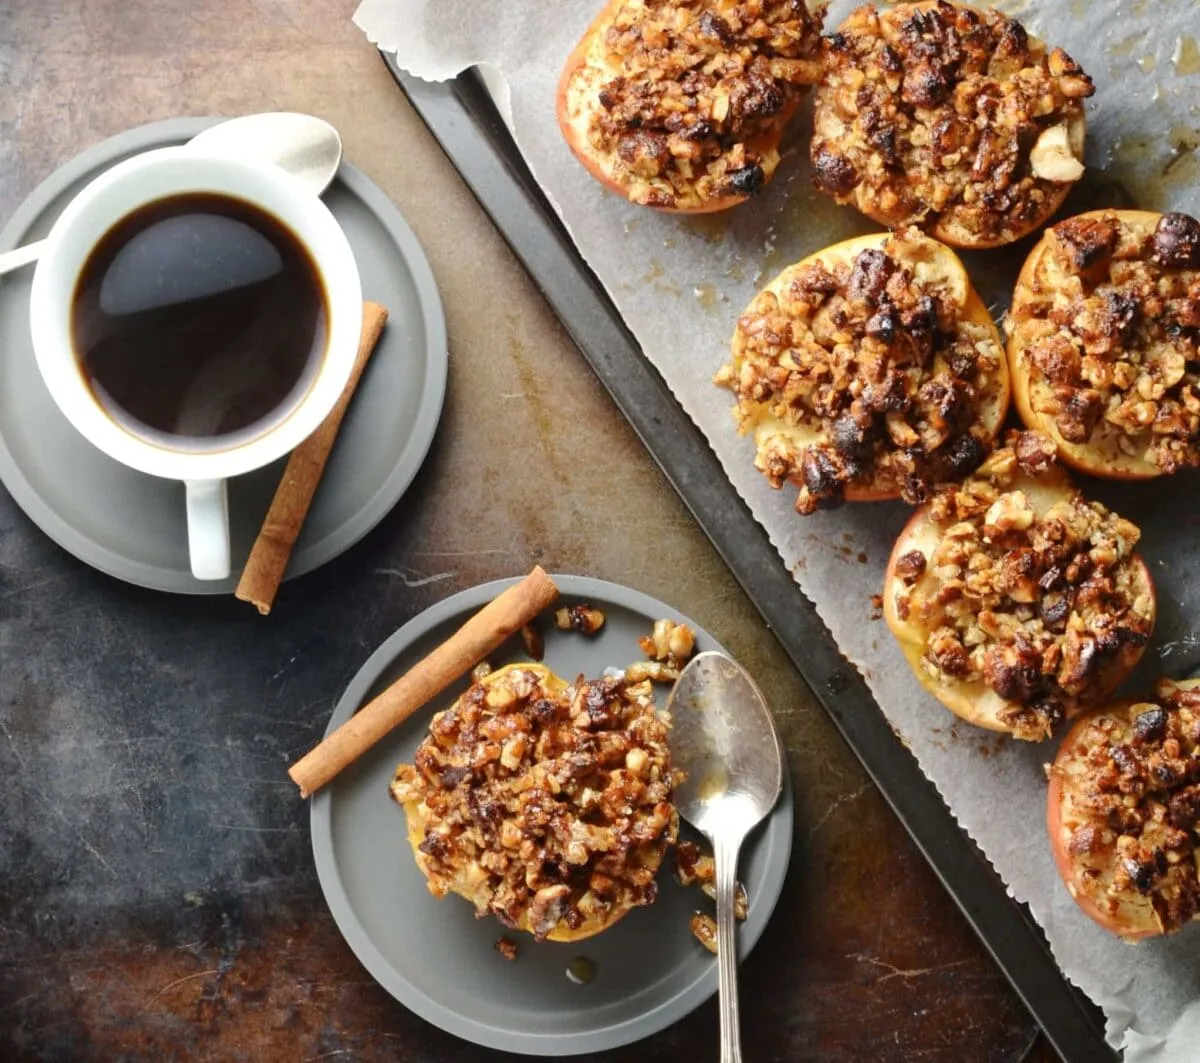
[288,566,559,798]
[236,301,390,615]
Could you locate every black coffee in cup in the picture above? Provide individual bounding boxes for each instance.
[71,192,327,445]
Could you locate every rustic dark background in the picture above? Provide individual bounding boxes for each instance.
[0,2,1059,1060]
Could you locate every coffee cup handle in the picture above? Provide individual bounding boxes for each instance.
[185,479,231,581]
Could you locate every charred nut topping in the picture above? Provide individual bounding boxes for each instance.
[391,667,680,941]
[1053,680,1200,935]
[811,2,1093,246]
[555,604,607,635]
[1013,211,1200,473]
[715,228,1004,514]
[568,0,825,209]
[895,434,1153,740]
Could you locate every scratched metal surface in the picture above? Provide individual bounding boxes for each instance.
[0,1,1049,1060]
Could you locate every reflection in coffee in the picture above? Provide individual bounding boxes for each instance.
[72,192,326,445]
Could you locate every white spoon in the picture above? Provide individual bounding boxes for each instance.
[0,112,343,276]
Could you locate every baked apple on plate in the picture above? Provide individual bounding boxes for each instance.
[391,663,680,942]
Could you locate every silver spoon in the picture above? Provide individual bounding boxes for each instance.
[0,112,343,277]
[667,651,784,1063]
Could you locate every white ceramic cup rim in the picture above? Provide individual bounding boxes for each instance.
[28,145,363,483]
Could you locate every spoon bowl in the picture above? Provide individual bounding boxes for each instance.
[0,112,343,276]
[667,651,784,1063]
[189,112,342,198]
[669,651,784,835]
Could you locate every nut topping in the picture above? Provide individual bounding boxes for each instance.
[562,0,824,210]
[811,2,1093,247]
[890,433,1154,740]
[391,665,680,940]
[1010,210,1200,475]
[1051,679,1200,936]
[716,228,1006,513]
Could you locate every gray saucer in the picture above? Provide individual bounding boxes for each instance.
[0,117,447,594]
[311,575,794,1056]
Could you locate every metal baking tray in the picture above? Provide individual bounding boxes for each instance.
[383,57,1115,1063]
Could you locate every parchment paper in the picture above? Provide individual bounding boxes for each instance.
[354,0,1200,1055]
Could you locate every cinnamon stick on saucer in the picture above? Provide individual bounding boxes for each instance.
[236,301,389,615]
[288,566,559,798]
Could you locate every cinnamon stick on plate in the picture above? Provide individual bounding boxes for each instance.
[288,566,559,798]
[236,301,390,615]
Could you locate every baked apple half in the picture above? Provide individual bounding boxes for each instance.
[810,1,1093,248]
[1008,209,1200,479]
[714,228,1009,513]
[1047,678,1200,939]
[390,663,680,942]
[557,0,824,212]
[883,433,1155,741]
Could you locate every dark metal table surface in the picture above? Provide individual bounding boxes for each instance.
[0,2,1062,1060]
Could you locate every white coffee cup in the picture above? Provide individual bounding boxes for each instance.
[29,146,362,581]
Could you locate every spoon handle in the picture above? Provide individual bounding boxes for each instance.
[714,834,744,1063]
[0,239,46,277]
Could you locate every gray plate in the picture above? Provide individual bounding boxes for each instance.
[0,117,447,594]
[311,574,794,1056]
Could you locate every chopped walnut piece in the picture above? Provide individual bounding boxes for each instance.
[983,490,1034,537]
[701,879,749,921]
[1029,124,1084,183]
[640,618,697,663]
[561,0,825,210]
[811,2,1092,247]
[626,660,682,684]
[889,434,1154,740]
[690,911,719,953]
[554,604,607,635]
[471,661,493,684]
[1010,210,1200,475]
[674,841,748,919]
[1050,680,1200,936]
[494,936,519,961]
[893,550,927,586]
[391,665,681,941]
[674,839,714,888]
[717,228,1006,513]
